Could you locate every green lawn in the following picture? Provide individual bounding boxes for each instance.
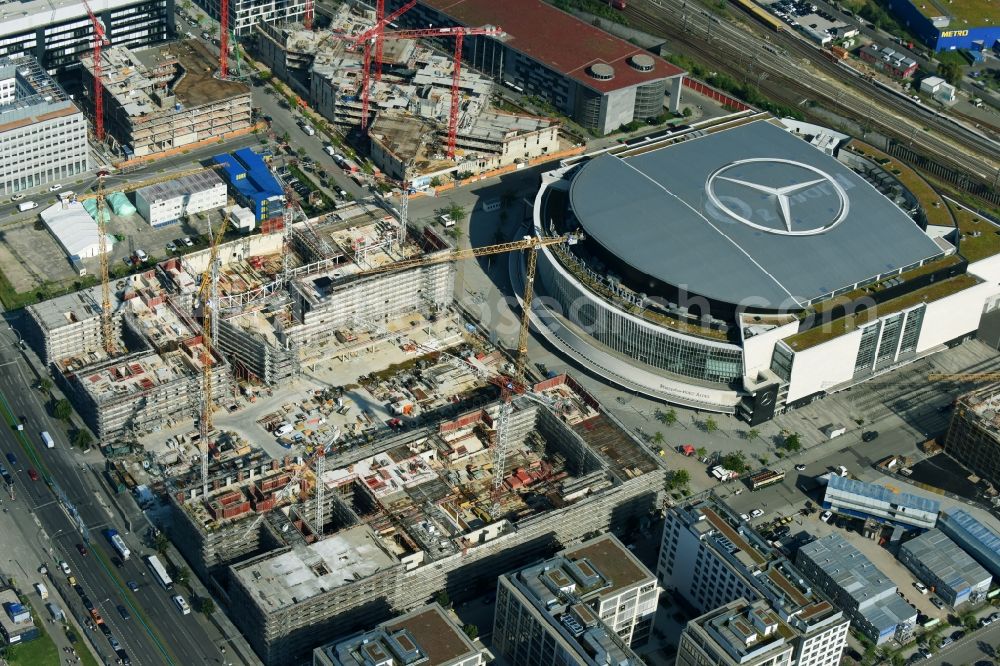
[5,628,59,666]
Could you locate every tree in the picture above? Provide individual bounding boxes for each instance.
[746,428,760,443]
[960,611,977,632]
[784,433,802,452]
[653,431,665,446]
[668,469,691,491]
[704,417,718,434]
[38,378,53,394]
[462,624,479,640]
[721,452,748,473]
[154,532,170,555]
[175,566,190,588]
[198,597,216,615]
[696,446,707,459]
[72,430,93,450]
[447,203,467,222]
[429,176,442,187]
[54,399,73,422]
[663,408,678,426]
[435,590,451,608]
[937,61,962,85]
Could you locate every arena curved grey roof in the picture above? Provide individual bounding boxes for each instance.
[568,120,943,309]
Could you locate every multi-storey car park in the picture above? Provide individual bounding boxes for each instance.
[527,116,1000,422]
[80,39,252,158]
[0,56,90,195]
[385,0,686,135]
[0,0,172,74]
[167,374,663,666]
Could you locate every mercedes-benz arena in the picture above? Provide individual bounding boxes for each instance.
[527,118,1000,423]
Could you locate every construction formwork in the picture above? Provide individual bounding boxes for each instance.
[217,317,300,386]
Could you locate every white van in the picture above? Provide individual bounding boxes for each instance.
[324,145,336,157]
[275,423,294,437]
[302,125,316,136]
[172,595,191,615]
[41,431,54,449]
[18,201,37,212]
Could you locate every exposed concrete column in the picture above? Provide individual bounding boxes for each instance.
[669,75,684,114]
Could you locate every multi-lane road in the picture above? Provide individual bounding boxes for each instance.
[0,312,237,666]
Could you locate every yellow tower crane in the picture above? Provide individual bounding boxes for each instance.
[73,163,231,355]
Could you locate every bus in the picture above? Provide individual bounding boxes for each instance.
[145,555,173,590]
[105,529,131,561]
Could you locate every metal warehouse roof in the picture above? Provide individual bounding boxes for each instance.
[940,509,1000,567]
[901,529,991,592]
[136,170,225,203]
[826,474,941,514]
[567,120,943,309]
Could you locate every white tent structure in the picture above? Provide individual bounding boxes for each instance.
[40,201,114,259]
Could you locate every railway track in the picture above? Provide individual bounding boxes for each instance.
[624,0,999,189]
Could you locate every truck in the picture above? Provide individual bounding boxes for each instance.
[749,468,786,491]
[17,201,37,212]
[105,529,131,561]
[34,582,49,599]
[40,431,54,449]
[710,465,739,481]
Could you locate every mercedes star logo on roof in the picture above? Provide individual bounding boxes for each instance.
[705,158,850,236]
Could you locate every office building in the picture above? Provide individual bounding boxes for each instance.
[796,534,916,645]
[944,385,1000,490]
[677,599,794,666]
[0,0,171,74]
[821,475,939,530]
[386,0,686,135]
[135,170,228,227]
[936,508,1000,579]
[898,529,991,608]
[0,56,89,196]
[492,534,656,666]
[313,603,487,666]
[81,40,252,159]
[213,148,284,226]
[657,498,849,666]
[194,0,307,36]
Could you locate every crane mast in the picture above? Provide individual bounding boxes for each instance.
[81,0,108,141]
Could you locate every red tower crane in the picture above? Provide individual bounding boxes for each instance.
[81,0,109,141]
[378,26,504,158]
[349,0,416,131]
[219,0,230,79]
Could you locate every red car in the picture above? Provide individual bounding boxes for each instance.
[76,543,89,557]
[26,468,39,481]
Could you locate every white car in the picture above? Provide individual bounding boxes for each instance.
[914,581,929,595]
[739,513,750,522]
[134,249,148,263]
[795,464,806,471]
[9,193,23,202]
[181,236,194,246]
[59,561,71,575]
[820,510,833,523]
[750,509,764,518]
[48,183,63,192]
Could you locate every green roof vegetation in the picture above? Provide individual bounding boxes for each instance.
[786,273,981,350]
[914,0,996,28]
[845,141,953,229]
[953,203,1000,263]
[811,254,963,314]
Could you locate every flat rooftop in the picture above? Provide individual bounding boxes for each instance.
[0,0,140,32]
[323,604,480,666]
[78,345,209,403]
[563,534,655,598]
[417,0,684,93]
[136,169,225,202]
[234,525,397,610]
[910,0,996,27]
[901,529,992,590]
[697,600,793,663]
[0,55,77,133]
[824,474,941,514]
[567,119,944,309]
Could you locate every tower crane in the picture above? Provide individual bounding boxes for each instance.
[351,231,582,516]
[81,0,109,142]
[371,26,505,157]
[220,0,230,79]
[348,0,417,132]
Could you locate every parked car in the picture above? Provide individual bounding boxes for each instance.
[820,510,833,523]
[930,596,944,610]
[166,241,178,253]
[9,193,23,202]
[739,513,750,521]
[862,430,879,442]
[939,637,953,647]
[48,183,63,192]
[750,509,764,518]
[134,249,148,263]
[913,581,928,595]
[795,464,807,471]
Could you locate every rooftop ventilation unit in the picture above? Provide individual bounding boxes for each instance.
[588,63,614,80]
[629,54,655,72]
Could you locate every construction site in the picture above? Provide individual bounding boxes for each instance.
[253,6,565,185]
[167,373,664,666]
[79,39,253,158]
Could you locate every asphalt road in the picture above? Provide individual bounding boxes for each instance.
[924,620,1000,666]
[0,314,229,666]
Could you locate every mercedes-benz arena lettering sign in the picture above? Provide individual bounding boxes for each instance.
[705,158,850,236]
